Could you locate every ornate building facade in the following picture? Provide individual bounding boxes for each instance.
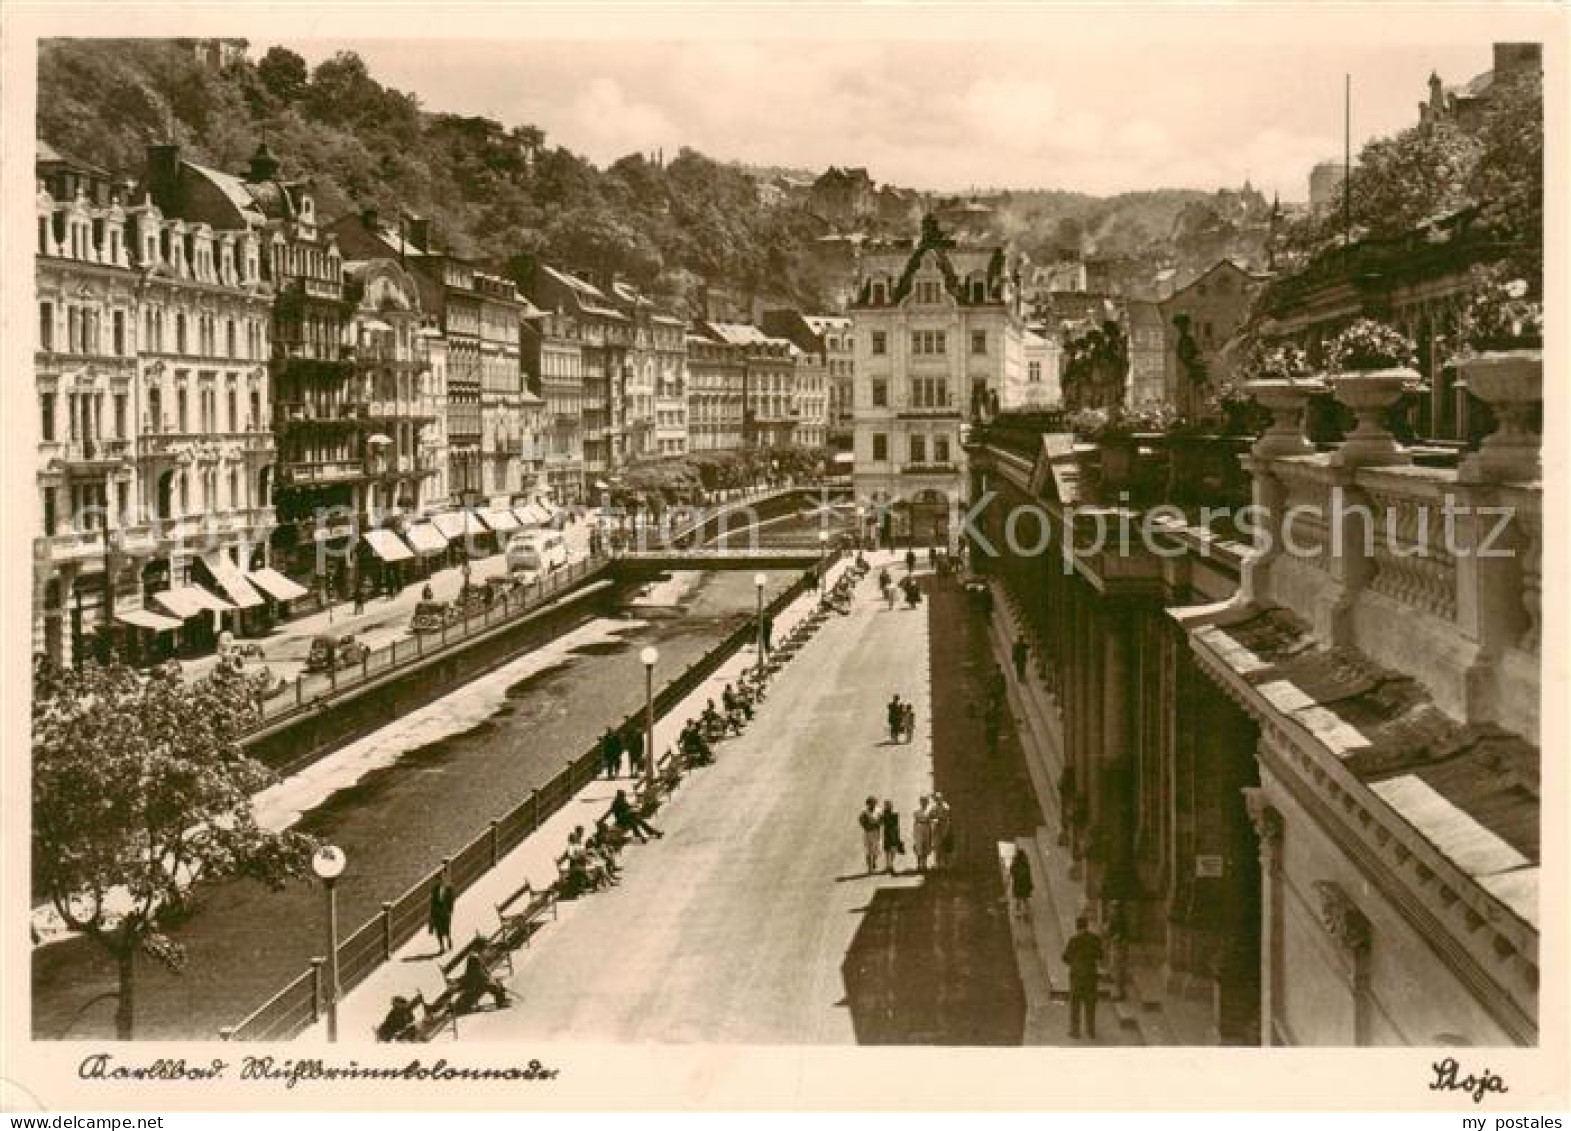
[851,217,1023,541]
[522,306,585,502]
[33,140,281,666]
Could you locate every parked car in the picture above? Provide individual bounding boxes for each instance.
[506,530,568,574]
[410,600,452,634]
[305,633,369,673]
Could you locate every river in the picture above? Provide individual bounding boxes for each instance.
[31,568,798,1040]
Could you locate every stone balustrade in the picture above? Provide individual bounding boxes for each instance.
[1240,361,1541,736]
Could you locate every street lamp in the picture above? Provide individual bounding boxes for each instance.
[817,529,829,593]
[311,843,347,1042]
[640,646,658,794]
[753,573,767,675]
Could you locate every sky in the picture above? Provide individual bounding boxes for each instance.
[272,30,1500,203]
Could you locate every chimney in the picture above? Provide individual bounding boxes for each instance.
[146,143,180,211]
[248,141,279,183]
[407,216,430,251]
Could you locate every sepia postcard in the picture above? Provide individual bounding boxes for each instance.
[1,0,1567,1114]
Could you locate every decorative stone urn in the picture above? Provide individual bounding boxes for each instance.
[1328,368,1417,467]
[1245,378,1327,458]
[1457,349,1542,483]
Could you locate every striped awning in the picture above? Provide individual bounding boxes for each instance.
[152,585,233,620]
[204,553,264,609]
[246,567,309,602]
[482,508,520,533]
[513,504,549,527]
[404,522,449,556]
[115,607,183,632]
[431,511,486,540]
[363,529,415,563]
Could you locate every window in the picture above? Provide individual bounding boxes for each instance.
[1028,361,1042,383]
[871,331,886,356]
[910,434,926,464]
[177,387,188,433]
[44,487,57,536]
[176,313,187,354]
[250,390,261,431]
[872,379,888,408]
[114,394,126,439]
[39,303,53,351]
[971,330,987,355]
[40,392,55,441]
[912,330,947,356]
[872,433,888,461]
[227,389,237,433]
[935,436,950,464]
[226,320,236,359]
[917,279,942,304]
[113,310,125,356]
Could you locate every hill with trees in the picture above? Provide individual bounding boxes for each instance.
[37,38,836,312]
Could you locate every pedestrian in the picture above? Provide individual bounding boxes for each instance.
[885,578,896,610]
[428,874,456,954]
[902,701,916,744]
[353,580,367,616]
[762,614,774,654]
[1009,849,1033,918]
[1013,633,1030,681]
[453,946,510,1014]
[858,797,881,874]
[600,726,623,780]
[422,582,435,602]
[931,792,954,868]
[905,548,916,575]
[1063,916,1105,1040]
[626,727,645,777]
[610,789,664,842]
[880,799,904,874]
[912,797,933,872]
[886,694,904,744]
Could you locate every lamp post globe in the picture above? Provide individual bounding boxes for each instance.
[311,845,347,1042]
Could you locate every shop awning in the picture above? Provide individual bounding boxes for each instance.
[152,586,233,620]
[246,567,309,602]
[204,553,264,609]
[513,504,548,528]
[431,510,486,540]
[483,508,520,533]
[404,522,449,556]
[115,607,183,632]
[363,529,415,563]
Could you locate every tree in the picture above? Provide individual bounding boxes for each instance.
[256,45,307,104]
[32,655,316,1039]
[1469,67,1543,282]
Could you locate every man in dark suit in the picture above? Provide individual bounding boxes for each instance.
[1063,916,1105,1040]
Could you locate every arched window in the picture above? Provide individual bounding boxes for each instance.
[175,312,187,354]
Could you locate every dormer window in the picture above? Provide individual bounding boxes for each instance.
[916,279,942,304]
[870,280,888,305]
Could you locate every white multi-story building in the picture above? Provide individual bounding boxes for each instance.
[34,140,279,667]
[849,217,1024,542]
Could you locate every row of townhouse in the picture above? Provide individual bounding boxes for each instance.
[32,137,845,667]
[32,139,550,668]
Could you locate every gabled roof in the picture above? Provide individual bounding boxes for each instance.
[184,161,269,226]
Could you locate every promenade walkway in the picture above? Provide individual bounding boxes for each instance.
[316,552,1033,1045]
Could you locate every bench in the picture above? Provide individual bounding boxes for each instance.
[493,879,557,951]
[409,933,512,1040]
